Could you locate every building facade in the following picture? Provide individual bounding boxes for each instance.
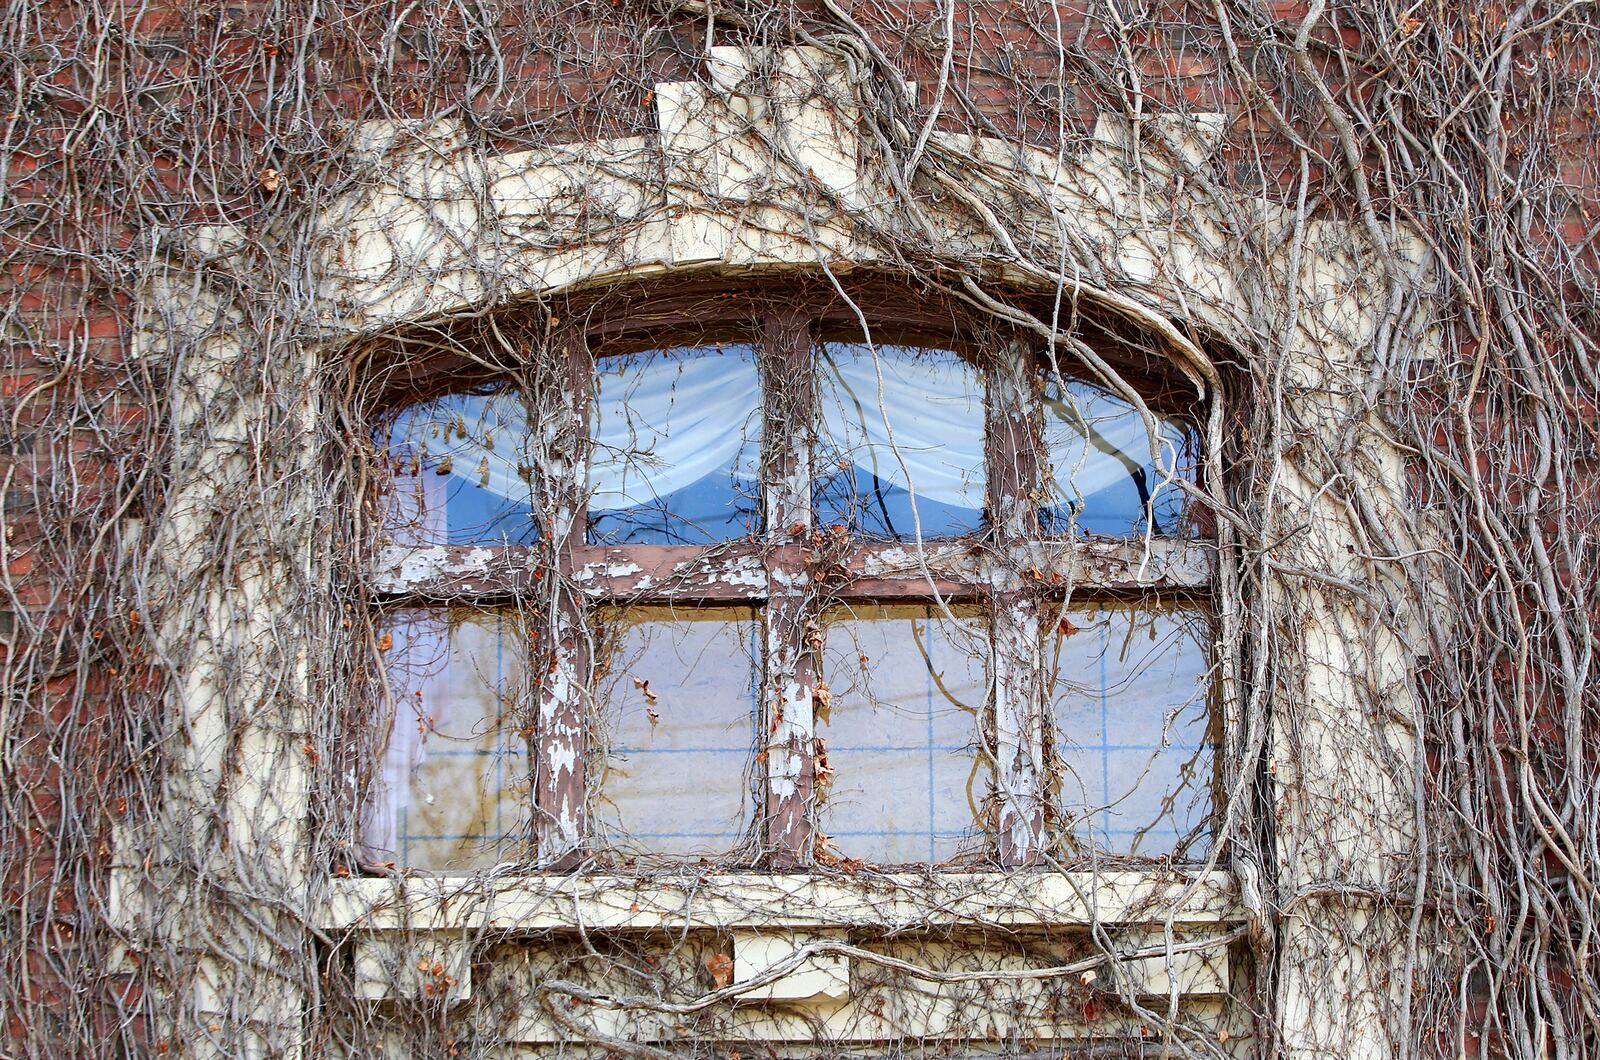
[3,3,1596,1058]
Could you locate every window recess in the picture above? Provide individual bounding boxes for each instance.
[362,293,1214,874]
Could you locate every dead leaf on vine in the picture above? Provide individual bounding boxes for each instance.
[706,953,734,989]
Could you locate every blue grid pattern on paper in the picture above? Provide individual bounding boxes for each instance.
[824,614,974,863]
[1058,617,1211,855]
[604,621,762,847]
[396,615,523,867]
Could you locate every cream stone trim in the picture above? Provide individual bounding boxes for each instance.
[322,870,1241,932]
[326,873,1240,1038]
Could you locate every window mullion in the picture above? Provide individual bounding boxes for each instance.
[760,310,819,868]
[987,340,1047,866]
[532,325,591,868]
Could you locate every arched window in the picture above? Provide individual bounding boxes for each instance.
[357,280,1212,873]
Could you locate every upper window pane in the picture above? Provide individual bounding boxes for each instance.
[1041,376,1196,537]
[379,390,539,546]
[816,344,987,541]
[1049,605,1213,858]
[588,346,762,545]
[592,607,762,863]
[360,608,530,872]
[816,604,990,864]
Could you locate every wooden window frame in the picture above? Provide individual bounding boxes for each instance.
[371,285,1213,873]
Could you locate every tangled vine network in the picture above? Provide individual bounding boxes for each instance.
[1,0,1597,1057]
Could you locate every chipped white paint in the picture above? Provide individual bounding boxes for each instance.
[571,560,644,583]
[374,544,499,591]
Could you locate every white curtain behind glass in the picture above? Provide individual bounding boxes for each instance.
[589,347,761,513]
[1043,379,1189,511]
[818,344,987,510]
[383,352,761,516]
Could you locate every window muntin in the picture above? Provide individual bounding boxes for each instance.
[588,346,762,545]
[1040,375,1196,537]
[592,606,763,862]
[379,390,540,546]
[360,608,531,870]
[366,297,1215,874]
[816,604,991,864]
[814,343,987,540]
[1049,603,1213,857]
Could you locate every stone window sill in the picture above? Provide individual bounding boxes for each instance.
[323,869,1240,1043]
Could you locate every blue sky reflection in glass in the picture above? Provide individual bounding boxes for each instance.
[815,344,986,540]
[1041,375,1195,537]
[588,346,762,545]
[380,390,539,546]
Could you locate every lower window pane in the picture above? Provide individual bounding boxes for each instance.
[360,609,530,872]
[817,605,990,864]
[1048,605,1213,858]
[593,607,761,862]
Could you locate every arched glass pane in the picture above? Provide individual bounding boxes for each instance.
[378,390,539,546]
[815,344,987,540]
[360,608,530,872]
[588,346,762,545]
[592,607,762,862]
[1041,376,1195,536]
[1049,605,1213,858]
[816,605,990,864]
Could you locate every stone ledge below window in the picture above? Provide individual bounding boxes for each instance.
[327,869,1241,1044]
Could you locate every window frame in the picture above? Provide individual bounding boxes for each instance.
[368,279,1215,874]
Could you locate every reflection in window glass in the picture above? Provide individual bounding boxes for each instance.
[589,346,762,545]
[593,608,761,861]
[817,605,989,864]
[378,390,540,546]
[360,609,529,871]
[816,344,987,540]
[1041,376,1195,536]
[1049,606,1212,857]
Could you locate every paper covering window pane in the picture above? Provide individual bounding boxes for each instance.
[1041,376,1195,536]
[588,346,762,545]
[815,344,987,540]
[360,609,530,871]
[1049,605,1213,857]
[378,390,540,546]
[593,608,762,861]
[817,605,990,864]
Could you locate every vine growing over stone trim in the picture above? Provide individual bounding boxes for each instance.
[0,0,1595,1057]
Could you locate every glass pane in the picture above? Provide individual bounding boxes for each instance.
[378,390,539,546]
[593,607,761,861]
[817,605,989,864]
[360,609,530,871]
[1048,605,1213,857]
[588,346,762,545]
[1041,376,1196,536]
[816,344,986,540]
